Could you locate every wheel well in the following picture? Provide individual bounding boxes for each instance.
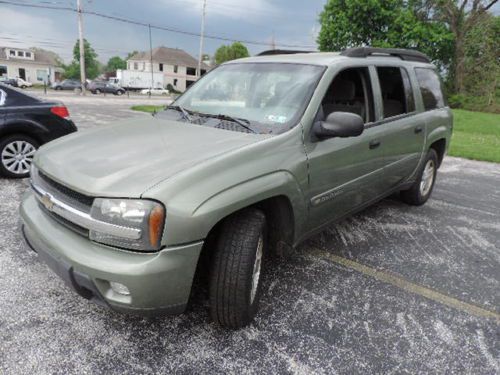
[192,195,295,293]
[430,138,446,167]
[0,130,42,145]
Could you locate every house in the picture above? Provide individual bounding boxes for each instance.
[127,46,209,91]
[0,47,62,84]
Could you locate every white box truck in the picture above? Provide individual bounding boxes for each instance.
[110,70,164,91]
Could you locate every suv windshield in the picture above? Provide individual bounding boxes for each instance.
[168,63,325,134]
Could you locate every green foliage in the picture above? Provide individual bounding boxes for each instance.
[317,0,454,69]
[63,39,100,80]
[126,51,139,60]
[214,42,249,64]
[106,56,127,73]
[449,109,500,163]
[131,105,165,113]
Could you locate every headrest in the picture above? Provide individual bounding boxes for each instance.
[332,79,355,101]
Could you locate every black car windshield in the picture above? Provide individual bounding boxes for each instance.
[171,63,325,134]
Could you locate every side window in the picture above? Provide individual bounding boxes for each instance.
[321,67,374,124]
[0,89,6,106]
[400,68,415,113]
[376,67,407,118]
[415,68,445,111]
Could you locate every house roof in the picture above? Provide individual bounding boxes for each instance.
[128,46,208,69]
[0,47,60,66]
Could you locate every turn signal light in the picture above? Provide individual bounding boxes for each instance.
[51,106,70,118]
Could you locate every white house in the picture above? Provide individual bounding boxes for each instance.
[127,46,209,92]
[0,47,61,84]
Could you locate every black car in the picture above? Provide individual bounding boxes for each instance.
[89,81,125,95]
[0,78,19,87]
[0,83,77,178]
[52,79,81,91]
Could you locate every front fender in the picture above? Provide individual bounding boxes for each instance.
[163,171,306,246]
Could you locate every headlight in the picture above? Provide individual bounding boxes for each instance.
[89,198,165,251]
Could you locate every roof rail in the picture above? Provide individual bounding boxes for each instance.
[257,49,313,56]
[340,47,431,63]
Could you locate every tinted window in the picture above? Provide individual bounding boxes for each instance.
[400,68,415,113]
[377,67,406,118]
[321,67,375,124]
[415,68,445,110]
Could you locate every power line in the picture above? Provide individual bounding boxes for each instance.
[0,0,317,49]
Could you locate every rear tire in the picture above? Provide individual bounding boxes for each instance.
[95,89,101,94]
[401,148,438,206]
[0,134,38,178]
[209,208,267,329]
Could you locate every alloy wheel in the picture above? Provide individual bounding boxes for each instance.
[1,140,36,175]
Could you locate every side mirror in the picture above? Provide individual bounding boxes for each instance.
[314,112,364,139]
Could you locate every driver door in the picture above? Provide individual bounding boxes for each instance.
[304,67,387,231]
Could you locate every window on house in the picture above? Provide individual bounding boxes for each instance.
[173,79,178,86]
[133,62,138,70]
[415,68,445,111]
[186,80,196,88]
[0,65,7,77]
[174,65,178,73]
[321,67,375,124]
[36,69,47,82]
[159,63,163,72]
[9,50,15,56]
[201,69,207,76]
[25,52,32,58]
[187,67,196,76]
[376,67,407,118]
[17,51,24,57]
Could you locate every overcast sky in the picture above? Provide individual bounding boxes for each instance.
[0,0,326,63]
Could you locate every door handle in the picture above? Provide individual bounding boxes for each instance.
[369,140,381,149]
[414,126,423,134]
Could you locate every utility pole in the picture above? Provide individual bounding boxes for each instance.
[149,24,154,96]
[197,0,207,78]
[77,0,86,94]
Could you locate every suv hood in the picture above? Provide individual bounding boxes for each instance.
[35,117,263,197]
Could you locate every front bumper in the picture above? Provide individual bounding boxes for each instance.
[20,191,204,315]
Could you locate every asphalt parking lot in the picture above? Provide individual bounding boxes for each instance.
[1,93,499,374]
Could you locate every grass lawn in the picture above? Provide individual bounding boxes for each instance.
[449,109,500,163]
[131,105,165,113]
[131,106,499,163]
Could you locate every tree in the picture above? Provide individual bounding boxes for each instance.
[63,39,100,80]
[317,0,454,70]
[106,56,126,73]
[214,42,250,64]
[430,0,499,93]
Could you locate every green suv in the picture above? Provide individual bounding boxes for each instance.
[20,48,452,328]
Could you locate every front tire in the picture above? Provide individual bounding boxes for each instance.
[401,148,438,206]
[0,135,38,178]
[209,208,267,329]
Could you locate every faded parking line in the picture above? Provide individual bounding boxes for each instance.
[310,248,500,323]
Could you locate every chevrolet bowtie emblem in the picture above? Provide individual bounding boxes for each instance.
[41,193,55,211]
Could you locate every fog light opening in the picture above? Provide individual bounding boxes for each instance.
[110,281,130,296]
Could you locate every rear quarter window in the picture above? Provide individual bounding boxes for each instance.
[415,68,445,111]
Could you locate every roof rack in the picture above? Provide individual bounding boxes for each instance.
[340,47,431,63]
[257,49,313,56]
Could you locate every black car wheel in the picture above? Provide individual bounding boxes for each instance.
[116,90,124,96]
[209,208,267,329]
[0,134,39,178]
[95,89,101,94]
[55,86,62,91]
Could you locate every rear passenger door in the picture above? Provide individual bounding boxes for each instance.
[374,66,425,188]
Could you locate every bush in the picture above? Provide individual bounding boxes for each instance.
[447,94,500,114]
[166,84,181,95]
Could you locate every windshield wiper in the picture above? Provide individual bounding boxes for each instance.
[168,105,193,122]
[199,112,257,134]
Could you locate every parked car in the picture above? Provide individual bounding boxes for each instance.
[17,78,33,89]
[89,81,125,95]
[52,79,82,91]
[0,83,77,178]
[0,77,18,87]
[20,47,452,328]
[141,87,169,96]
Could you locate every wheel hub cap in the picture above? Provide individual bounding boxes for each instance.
[419,159,435,197]
[250,235,264,304]
[1,140,36,175]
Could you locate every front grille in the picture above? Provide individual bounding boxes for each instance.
[39,171,94,209]
[38,201,89,237]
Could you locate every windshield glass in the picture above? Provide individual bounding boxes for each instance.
[171,63,325,134]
